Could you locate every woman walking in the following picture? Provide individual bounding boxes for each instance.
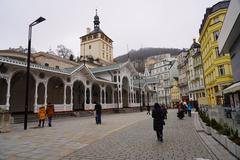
[152,103,165,142]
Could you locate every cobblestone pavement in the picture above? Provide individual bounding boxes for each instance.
[62,110,214,160]
[0,112,149,160]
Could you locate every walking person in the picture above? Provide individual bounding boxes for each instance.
[46,102,55,127]
[94,102,102,125]
[38,106,46,127]
[152,103,165,142]
[146,105,151,115]
[162,104,168,119]
[187,102,192,117]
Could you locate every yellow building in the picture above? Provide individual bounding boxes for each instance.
[171,77,180,108]
[199,1,233,106]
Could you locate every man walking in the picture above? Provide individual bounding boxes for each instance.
[46,102,55,127]
[94,102,102,125]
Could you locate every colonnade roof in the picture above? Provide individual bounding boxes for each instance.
[90,63,122,73]
[0,56,118,85]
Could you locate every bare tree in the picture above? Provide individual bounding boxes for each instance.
[56,44,72,58]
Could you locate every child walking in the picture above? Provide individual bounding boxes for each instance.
[38,106,46,127]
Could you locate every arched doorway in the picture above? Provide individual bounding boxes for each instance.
[122,77,129,108]
[47,77,64,104]
[142,91,145,107]
[37,83,45,105]
[92,83,100,104]
[10,71,36,113]
[147,92,150,106]
[106,85,113,104]
[73,80,85,111]
[66,86,71,104]
[0,78,7,105]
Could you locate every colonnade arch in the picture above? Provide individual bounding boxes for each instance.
[92,83,100,104]
[66,86,71,104]
[106,85,113,104]
[10,71,36,113]
[37,83,45,105]
[73,80,85,111]
[0,78,7,105]
[47,77,64,104]
[122,77,129,108]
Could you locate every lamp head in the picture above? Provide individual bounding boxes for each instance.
[30,17,46,26]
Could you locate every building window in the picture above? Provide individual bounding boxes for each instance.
[213,17,220,24]
[213,31,219,41]
[218,65,225,76]
[89,45,91,49]
[102,52,105,58]
[94,34,97,39]
[45,63,49,66]
[55,66,59,69]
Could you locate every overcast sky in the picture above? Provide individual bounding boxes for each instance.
[0,0,220,58]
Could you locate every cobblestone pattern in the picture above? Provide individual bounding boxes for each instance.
[63,110,214,160]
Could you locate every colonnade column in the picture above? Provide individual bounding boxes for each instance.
[34,81,39,112]
[64,84,67,111]
[103,87,106,104]
[89,87,92,105]
[44,82,48,105]
[6,77,11,110]
[70,85,73,110]
[112,86,114,104]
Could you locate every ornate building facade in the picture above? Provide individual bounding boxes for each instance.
[177,49,189,101]
[199,1,233,105]
[186,39,205,102]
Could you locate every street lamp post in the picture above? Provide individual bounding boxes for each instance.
[24,17,46,130]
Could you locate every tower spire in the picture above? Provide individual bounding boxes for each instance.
[94,9,100,31]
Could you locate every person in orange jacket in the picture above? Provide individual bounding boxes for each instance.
[38,106,46,127]
[46,103,55,127]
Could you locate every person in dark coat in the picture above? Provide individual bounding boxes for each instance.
[94,102,102,125]
[152,103,165,142]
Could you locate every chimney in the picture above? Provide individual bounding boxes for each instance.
[86,27,91,34]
